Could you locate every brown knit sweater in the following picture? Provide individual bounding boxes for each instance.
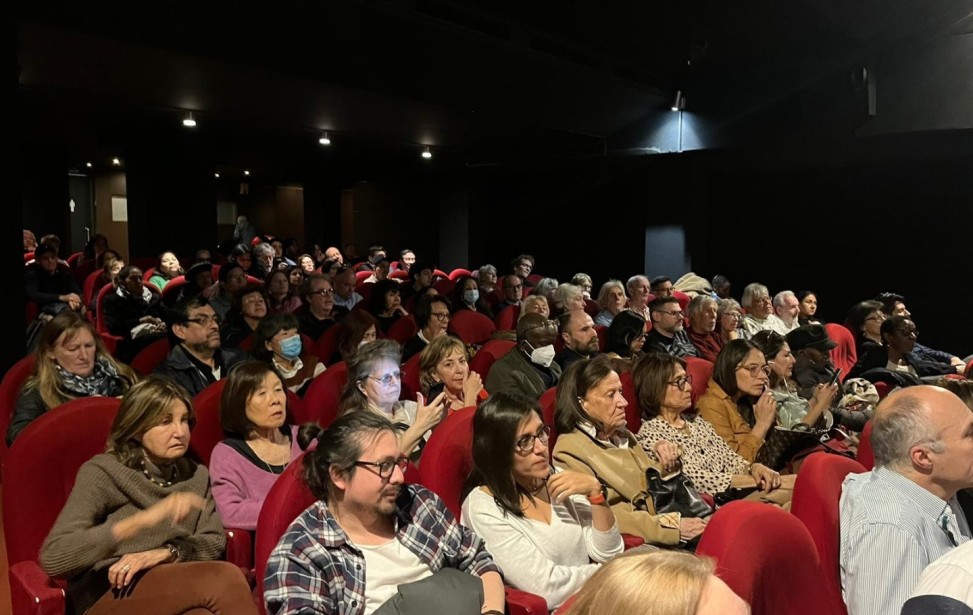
[40,453,225,580]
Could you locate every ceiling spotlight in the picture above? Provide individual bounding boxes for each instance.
[421,146,432,160]
[244,169,250,176]
[85,161,92,168]
[182,111,197,128]
[319,131,331,146]
[111,157,121,166]
[214,173,220,178]
[671,90,686,112]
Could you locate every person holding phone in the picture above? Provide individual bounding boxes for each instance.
[751,330,838,430]
[460,392,623,611]
[419,335,486,414]
[338,339,447,461]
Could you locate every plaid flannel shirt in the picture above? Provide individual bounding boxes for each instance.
[263,484,500,615]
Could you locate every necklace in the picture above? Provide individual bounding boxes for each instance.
[140,458,173,487]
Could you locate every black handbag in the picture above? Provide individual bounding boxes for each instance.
[645,467,714,519]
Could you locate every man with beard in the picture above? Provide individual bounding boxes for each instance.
[154,295,248,396]
[686,295,723,362]
[263,412,505,615]
[555,309,601,371]
[645,296,699,358]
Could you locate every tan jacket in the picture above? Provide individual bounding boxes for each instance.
[695,379,765,462]
[552,429,681,546]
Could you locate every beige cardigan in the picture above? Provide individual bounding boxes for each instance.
[552,428,681,546]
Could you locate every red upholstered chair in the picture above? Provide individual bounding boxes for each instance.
[160,275,188,306]
[141,267,157,284]
[672,290,691,313]
[313,325,341,365]
[0,354,36,471]
[539,386,559,452]
[469,339,516,382]
[386,314,418,345]
[23,251,34,263]
[448,310,497,347]
[389,269,410,281]
[790,452,867,615]
[354,270,372,284]
[433,277,456,296]
[299,361,348,428]
[595,325,607,352]
[400,352,423,403]
[238,334,255,352]
[129,337,172,376]
[448,268,472,281]
[618,371,642,433]
[583,298,600,317]
[526,274,543,286]
[82,269,108,317]
[856,420,874,470]
[494,305,520,331]
[683,356,714,407]
[3,396,121,615]
[696,500,844,615]
[189,380,231,467]
[824,323,857,383]
[94,283,124,355]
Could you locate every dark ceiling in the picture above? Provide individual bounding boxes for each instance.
[16,0,973,181]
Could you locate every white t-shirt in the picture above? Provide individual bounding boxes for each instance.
[356,535,433,615]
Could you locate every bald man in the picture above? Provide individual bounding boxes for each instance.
[840,385,973,615]
[486,312,561,399]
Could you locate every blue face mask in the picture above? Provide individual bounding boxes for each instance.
[279,335,302,360]
[464,289,480,305]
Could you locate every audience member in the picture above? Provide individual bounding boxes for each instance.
[449,275,494,319]
[252,242,276,279]
[86,253,125,314]
[695,339,776,463]
[251,313,325,396]
[362,257,390,284]
[392,248,416,273]
[7,311,137,445]
[324,245,344,266]
[399,261,436,304]
[552,283,586,315]
[562,550,750,615]
[331,309,379,364]
[461,393,623,610]
[518,294,551,321]
[202,261,249,322]
[210,361,313,530]
[511,254,536,288]
[846,299,886,356]
[849,315,955,382]
[716,298,748,342]
[265,269,302,315]
[332,266,364,311]
[686,295,723,362]
[486,313,562,399]
[176,261,214,304]
[26,243,84,316]
[39,376,256,615]
[338,339,446,461]
[751,330,838,429]
[874,292,967,372]
[552,355,700,546]
[797,290,823,326]
[625,275,652,321]
[570,272,593,300]
[155,296,248,397]
[498,274,525,310]
[902,538,973,614]
[634,353,792,505]
[772,290,801,333]
[220,283,268,349]
[294,274,347,341]
[147,251,184,291]
[232,215,256,247]
[650,276,674,298]
[603,309,647,363]
[100,265,167,362]
[419,334,485,413]
[401,294,451,362]
[286,264,306,291]
[368,279,407,334]
[711,274,732,300]
[477,263,499,296]
[555,309,601,371]
[263,411,505,614]
[297,254,316,274]
[593,279,627,327]
[840,385,973,615]
[23,228,37,252]
[740,283,789,337]
[645,296,698,358]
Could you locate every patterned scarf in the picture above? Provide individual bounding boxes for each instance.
[55,358,123,397]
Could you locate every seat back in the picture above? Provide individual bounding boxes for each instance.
[583,298,600,317]
[189,380,230,466]
[619,371,642,433]
[697,500,843,615]
[82,269,108,312]
[253,452,315,612]
[448,268,472,281]
[129,337,172,376]
[4,397,121,565]
[141,267,157,284]
[539,386,559,452]
[790,452,866,615]
[493,305,520,331]
[856,420,874,470]
[683,357,714,407]
[300,361,348,428]
[400,352,423,402]
[160,275,188,306]
[469,339,516,382]
[386,314,418,345]
[0,355,37,469]
[313,326,341,365]
[94,283,124,354]
[418,407,476,517]
[433,278,456,296]
[595,325,607,352]
[448,310,497,346]
[824,323,857,383]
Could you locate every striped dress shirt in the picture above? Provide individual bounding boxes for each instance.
[840,466,970,615]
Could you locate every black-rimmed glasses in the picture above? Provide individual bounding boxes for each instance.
[431,312,450,322]
[354,456,409,480]
[184,315,221,327]
[668,374,693,390]
[308,288,335,297]
[515,425,551,454]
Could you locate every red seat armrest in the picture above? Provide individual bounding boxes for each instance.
[9,560,66,615]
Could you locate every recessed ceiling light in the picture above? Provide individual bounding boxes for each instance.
[182,111,197,128]
[214,173,220,178]
[319,131,331,146]
[112,157,121,166]
[421,146,432,160]
[85,162,92,168]
[244,170,250,176]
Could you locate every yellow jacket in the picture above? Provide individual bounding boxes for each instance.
[695,379,765,463]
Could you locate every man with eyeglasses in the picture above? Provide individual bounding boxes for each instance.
[645,296,699,359]
[295,274,349,340]
[740,282,790,337]
[555,309,601,370]
[498,275,524,310]
[264,411,506,615]
[510,254,536,288]
[401,294,452,362]
[155,295,248,396]
[486,312,562,400]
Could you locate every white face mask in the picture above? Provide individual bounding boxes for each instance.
[526,342,556,368]
[464,289,480,305]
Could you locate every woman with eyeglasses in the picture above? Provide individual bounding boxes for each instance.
[338,339,447,460]
[716,298,749,342]
[402,294,452,362]
[368,279,408,334]
[633,353,790,503]
[848,315,955,382]
[845,299,887,356]
[603,309,647,363]
[552,355,705,547]
[461,392,623,611]
[695,339,778,463]
[750,330,838,430]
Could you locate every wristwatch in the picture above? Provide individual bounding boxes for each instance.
[164,542,179,562]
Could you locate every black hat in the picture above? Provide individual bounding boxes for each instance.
[786,324,837,353]
[185,261,213,282]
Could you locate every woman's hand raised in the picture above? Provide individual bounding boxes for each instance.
[112,492,205,542]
